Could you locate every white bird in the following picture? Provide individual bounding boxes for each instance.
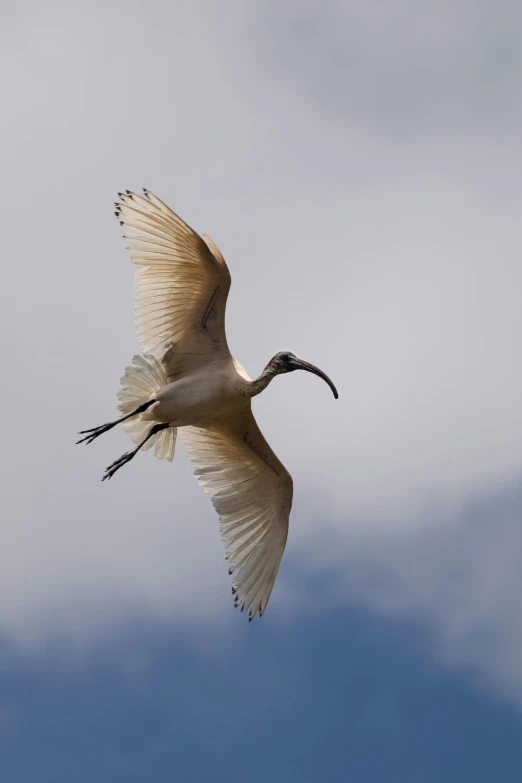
[78,189,338,621]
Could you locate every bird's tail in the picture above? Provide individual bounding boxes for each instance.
[117,354,176,461]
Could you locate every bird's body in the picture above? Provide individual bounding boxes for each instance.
[78,189,338,620]
[150,357,250,426]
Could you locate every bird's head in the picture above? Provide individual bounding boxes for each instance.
[267,351,339,399]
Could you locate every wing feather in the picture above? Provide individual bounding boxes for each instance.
[116,189,231,373]
[179,410,293,620]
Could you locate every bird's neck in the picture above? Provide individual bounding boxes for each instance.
[245,365,277,398]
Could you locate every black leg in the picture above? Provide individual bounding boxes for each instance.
[102,423,169,481]
[76,400,156,445]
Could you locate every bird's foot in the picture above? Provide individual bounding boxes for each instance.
[102,450,136,481]
[76,422,115,445]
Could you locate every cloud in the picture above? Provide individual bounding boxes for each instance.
[2,0,522,705]
[239,0,522,132]
[291,478,522,704]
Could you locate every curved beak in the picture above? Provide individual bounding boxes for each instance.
[291,358,339,399]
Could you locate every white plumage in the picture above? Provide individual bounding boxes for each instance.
[78,189,338,621]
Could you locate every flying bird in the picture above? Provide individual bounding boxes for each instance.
[78,189,338,620]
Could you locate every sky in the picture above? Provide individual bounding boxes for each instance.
[2,0,522,778]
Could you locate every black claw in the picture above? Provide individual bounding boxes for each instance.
[76,421,115,445]
[77,432,99,445]
[101,449,137,481]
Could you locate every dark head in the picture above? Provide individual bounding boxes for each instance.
[268,351,339,399]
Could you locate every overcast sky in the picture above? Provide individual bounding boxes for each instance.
[2,0,522,777]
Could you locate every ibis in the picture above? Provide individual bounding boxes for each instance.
[78,189,338,620]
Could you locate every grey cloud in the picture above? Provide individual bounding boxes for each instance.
[292,478,522,705]
[239,0,522,132]
[1,0,522,706]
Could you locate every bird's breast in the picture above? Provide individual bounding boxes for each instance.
[152,366,245,426]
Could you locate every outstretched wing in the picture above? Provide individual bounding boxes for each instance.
[116,189,231,374]
[179,409,293,620]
